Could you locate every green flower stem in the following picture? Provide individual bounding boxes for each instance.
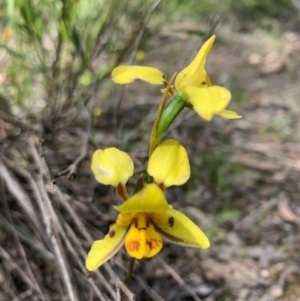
[148,73,177,160]
[157,90,187,141]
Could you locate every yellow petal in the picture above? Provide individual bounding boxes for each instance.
[154,208,210,249]
[185,86,231,121]
[148,139,190,188]
[206,75,212,86]
[85,224,128,271]
[218,109,242,119]
[91,148,134,187]
[112,66,165,85]
[124,213,163,259]
[175,35,216,90]
[115,184,169,213]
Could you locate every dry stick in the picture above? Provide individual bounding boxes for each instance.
[105,265,136,301]
[0,266,21,301]
[0,156,65,297]
[275,265,300,295]
[1,155,54,246]
[0,246,42,296]
[54,189,138,301]
[1,217,55,261]
[2,157,65,297]
[158,258,203,301]
[134,276,166,301]
[73,269,108,301]
[0,164,45,295]
[128,0,162,63]
[0,109,39,133]
[0,162,42,231]
[13,289,33,301]
[60,221,109,301]
[52,189,117,300]
[28,138,78,301]
[51,188,93,242]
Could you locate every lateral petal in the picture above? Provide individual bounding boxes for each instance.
[115,184,169,213]
[185,86,231,121]
[112,66,165,85]
[91,147,134,187]
[85,224,128,271]
[218,109,242,119]
[154,208,210,249]
[148,139,190,188]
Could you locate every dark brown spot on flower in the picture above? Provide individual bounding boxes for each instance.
[109,230,115,238]
[158,182,166,191]
[128,240,140,251]
[146,239,161,250]
[201,81,206,85]
[168,217,174,227]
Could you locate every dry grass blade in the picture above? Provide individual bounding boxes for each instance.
[27,137,78,301]
[0,246,42,297]
[158,258,203,301]
[0,161,42,231]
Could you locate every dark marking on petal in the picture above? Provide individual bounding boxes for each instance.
[109,230,115,238]
[201,81,206,85]
[128,240,140,251]
[158,182,166,191]
[168,217,174,227]
[146,239,161,250]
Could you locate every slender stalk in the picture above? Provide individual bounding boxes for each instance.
[124,257,136,285]
[148,72,177,159]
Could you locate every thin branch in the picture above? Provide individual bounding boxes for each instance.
[128,0,162,63]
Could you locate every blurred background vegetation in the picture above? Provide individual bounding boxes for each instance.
[1,0,300,300]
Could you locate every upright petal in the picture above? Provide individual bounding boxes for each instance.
[115,184,169,213]
[91,148,134,187]
[148,139,190,188]
[86,224,128,271]
[124,213,163,259]
[175,35,216,90]
[154,208,210,249]
[112,66,166,85]
[185,86,231,121]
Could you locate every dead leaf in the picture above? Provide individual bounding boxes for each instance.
[277,198,299,223]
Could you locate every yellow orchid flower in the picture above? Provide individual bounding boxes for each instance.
[86,139,209,271]
[111,35,241,121]
[86,184,210,271]
[91,139,190,194]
